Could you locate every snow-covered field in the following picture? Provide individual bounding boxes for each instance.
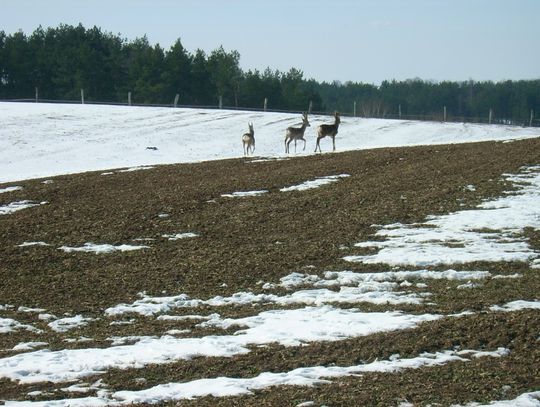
[1,102,539,183]
[1,102,540,406]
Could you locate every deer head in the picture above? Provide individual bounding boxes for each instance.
[302,112,311,127]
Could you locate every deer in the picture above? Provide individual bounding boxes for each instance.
[242,122,255,156]
[315,112,340,153]
[285,112,310,153]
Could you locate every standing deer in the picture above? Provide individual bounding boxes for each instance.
[285,112,310,153]
[242,122,255,156]
[315,112,340,153]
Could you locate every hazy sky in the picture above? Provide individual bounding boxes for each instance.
[2,0,539,84]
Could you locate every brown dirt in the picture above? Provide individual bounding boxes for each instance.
[1,137,540,405]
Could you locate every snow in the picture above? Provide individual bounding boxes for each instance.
[454,391,540,406]
[221,190,269,198]
[1,348,508,406]
[47,315,96,332]
[2,102,540,405]
[0,200,47,215]
[58,243,149,254]
[12,342,48,352]
[16,242,50,248]
[279,174,350,192]
[345,166,540,267]
[0,318,42,334]
[162,232,199,240]
[268,269,492,290]
[0,102,538,184]
[489,300,540,312]
[105,286,422,317]
[0,186,22,193]
[0,306,440,384]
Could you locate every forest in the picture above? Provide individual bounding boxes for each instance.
[1,24,538,125]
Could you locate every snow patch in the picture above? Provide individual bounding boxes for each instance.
[0,200,47,215]
[280,174,350,192]
[0,186,22,193]
[162,232,198,240]
[0,306,439,384]
[48,315,96,332]
[59,243,149,254]
[1,348,508,405]
[489,300,540,312]
[221,190,269,198]
[345,166,540,267]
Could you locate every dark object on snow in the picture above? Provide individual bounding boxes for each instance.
[146,146,158,151]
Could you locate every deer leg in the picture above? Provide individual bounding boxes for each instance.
[332,136,336,152]
[315,138,320,153]
[285,138,288,154]
[294,139,297,153]
[302,138,306,151]
[286,138,293,154]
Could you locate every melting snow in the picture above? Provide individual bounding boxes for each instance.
[279,174,350,192]
[12,342,48,351]
[48,315,96,332]
[221,190,269,198]
[0,200,47,215]
[59,243,149,254]
[345,166,540,267]
[0,318,42,334]
[162,232,199,240]
[0,186,22,193]
[16,242,50,248]
[453,390,540,406]
[1,348,508,406]
[489,300,540,312]
[0,306,439,384]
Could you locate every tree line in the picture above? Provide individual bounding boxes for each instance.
[1,24,538,125]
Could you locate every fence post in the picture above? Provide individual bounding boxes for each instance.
[530,110,534,127]
[35,87,39,103]
[81,89,85,104]
[219,95,223,109]
[443,106,447,122]
[489,108,493,124]
[128,91,132,106]
[263,97,268,111]
[174,94,180,108]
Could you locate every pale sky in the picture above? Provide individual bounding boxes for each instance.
[2,0,539,84]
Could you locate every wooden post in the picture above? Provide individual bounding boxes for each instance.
[128,91,132,106]
[264,97,268,111]
[353,101,357,117]
[174,94,180,108]
[398,104,402,119]
[443,106,447,122]
[489,108,493,124]
[308,100,313,114]
[81,89,85,104]
[530,110,534,127]
[35,87,38,103]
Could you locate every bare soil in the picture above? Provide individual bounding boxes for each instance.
[1,137,539,405]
